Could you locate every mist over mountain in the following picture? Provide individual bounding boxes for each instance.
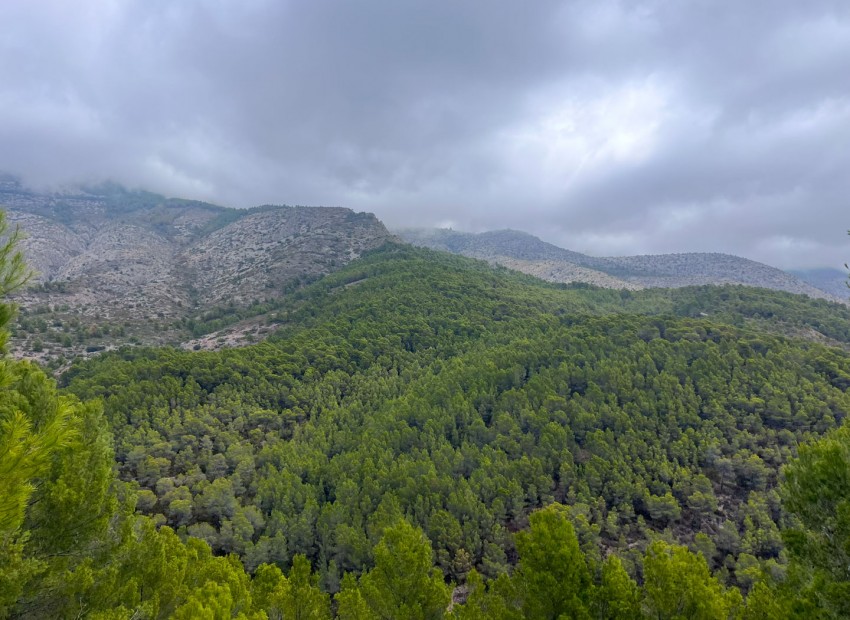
[399,227,841,302]
[789,267,848,301]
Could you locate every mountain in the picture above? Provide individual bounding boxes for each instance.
[1,177,393,361]
[398,227,840,301]
[399,228,616,272]
[789,267,848,300]
[6,172,842,367]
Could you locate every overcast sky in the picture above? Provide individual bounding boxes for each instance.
[1,1,848,268]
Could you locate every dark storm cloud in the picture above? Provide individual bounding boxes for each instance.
[0,0,847,268]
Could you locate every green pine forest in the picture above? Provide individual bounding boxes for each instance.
[3,210,850,618]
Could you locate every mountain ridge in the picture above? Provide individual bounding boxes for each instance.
[3,175,844,365]
[398,227,842,302]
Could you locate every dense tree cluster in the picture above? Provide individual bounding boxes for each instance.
[3,230,850,617]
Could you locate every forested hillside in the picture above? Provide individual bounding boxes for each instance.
[4,227,850,617]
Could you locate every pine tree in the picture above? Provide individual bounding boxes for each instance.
[346,519,451,620]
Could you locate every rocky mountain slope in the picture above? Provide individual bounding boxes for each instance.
[1,176,393,362]
[398,228,840,301]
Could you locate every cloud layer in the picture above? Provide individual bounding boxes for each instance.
[1,0,848,268]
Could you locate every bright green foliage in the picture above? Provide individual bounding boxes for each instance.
[0,364,76,550]
[513,504,593,619]
[49,244,850,608]
[448,507,639,619]
[449,569,523,620]
[741,581,794,619]
[251,555,331,620]
[62,248,850,591]
[642,541,741,619]
[335,573,376,620]
[84,519,258,619]
[594,555,641,620]
[782,422,850,617]
[347,520,451,620]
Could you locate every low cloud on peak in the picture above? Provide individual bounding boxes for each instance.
[1,0,848,269]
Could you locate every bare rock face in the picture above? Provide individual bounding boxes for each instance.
[5,211,86,279]
[1,176,393,361]
[184,207,386,305]
[398,228,842,302]
[54,224,187,314]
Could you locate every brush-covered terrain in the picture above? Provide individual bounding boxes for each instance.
[1,177,393,365]
[4,225,850,617]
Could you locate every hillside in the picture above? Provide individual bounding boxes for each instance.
[1,177,393,362]
[399,227,839,301]
[53,243,850,616]
[5,237,850,615]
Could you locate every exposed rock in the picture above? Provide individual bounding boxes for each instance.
[183,207,385,305]
[606,252,836,300]
[1,177,393,361]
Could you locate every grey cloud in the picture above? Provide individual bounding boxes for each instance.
[0,0,847,269]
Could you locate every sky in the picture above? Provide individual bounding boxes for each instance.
[1,1,848,269]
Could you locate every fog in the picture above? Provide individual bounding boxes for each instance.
[1,0,848,268]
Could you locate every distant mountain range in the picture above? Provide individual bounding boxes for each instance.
[2,174,845,363]
[397,228,843,302]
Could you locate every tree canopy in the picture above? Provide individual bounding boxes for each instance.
[3,219,850,617]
